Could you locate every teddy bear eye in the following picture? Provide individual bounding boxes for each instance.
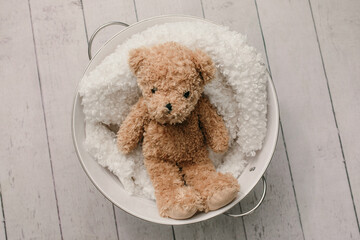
[183,91,190,98]
[151,87,157,94]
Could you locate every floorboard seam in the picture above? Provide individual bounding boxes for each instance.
[0,185,8,240]
[280,123,306,240]
[200,0,206,18]
[112,205,120,240]
[307,0,360,233]
[253,1,306,239]
[171,225,176,240]
[79,2,125,239]
[239,204,248,240]
[133,0,139,22]
[80,0,89,43]
[27,1,64,239]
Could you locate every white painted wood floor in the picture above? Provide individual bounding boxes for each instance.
[1,0,359,239]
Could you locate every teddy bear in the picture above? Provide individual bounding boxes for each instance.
[117,42,240,219]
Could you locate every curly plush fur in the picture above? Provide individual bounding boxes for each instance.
[117,42,240,219]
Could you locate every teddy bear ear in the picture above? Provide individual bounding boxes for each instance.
[128,47,149,74]
[191,49,216,84]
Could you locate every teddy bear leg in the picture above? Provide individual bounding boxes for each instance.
[144,157,203,219]
[180,151,240,212]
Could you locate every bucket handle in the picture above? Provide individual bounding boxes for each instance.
[88,21,129,60]
[224,176,267,217]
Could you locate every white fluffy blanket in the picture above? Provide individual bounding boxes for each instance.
[79,21,268,200]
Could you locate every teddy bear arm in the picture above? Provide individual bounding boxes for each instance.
[198,97,229,153]
[117,98,147,154]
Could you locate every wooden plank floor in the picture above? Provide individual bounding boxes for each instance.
[0,0,359,239]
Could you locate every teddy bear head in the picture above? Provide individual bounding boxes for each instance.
[128,42,215,124]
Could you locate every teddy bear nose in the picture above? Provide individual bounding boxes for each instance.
[165,103,172,111]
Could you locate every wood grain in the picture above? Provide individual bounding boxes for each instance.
[134,0,203,19]
[114,209,174,240]
[27,0,119,238]
[174,205,246,240]
[81,0,175,238]
[242,134,304,240]
[1,0,359,238]
[82,0,137,57]
[202,0,265,55]
[309,0,360,228]
[256,0,360,239]
[0,0,62,239]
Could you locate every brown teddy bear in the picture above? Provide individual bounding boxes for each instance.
[117,42,240,219]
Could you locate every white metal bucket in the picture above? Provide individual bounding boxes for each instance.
[72,15,279,225]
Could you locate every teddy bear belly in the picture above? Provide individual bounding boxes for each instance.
[142,121,206,162]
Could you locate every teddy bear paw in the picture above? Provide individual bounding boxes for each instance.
[167,204,198,220]
[207,186,239,211]
[159,187,203,219]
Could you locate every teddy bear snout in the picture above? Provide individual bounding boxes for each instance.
[165,103,172,112]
